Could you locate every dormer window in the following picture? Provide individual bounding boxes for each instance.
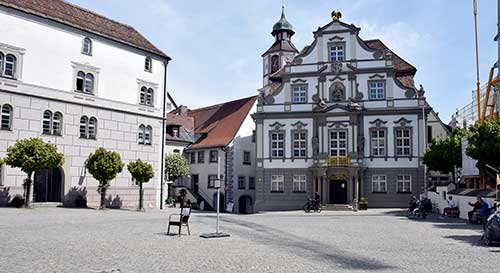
[329,44,344,61]
[172,127,179,137]
[145,57,152,72]
[82,37,92,55]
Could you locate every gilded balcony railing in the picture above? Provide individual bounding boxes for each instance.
[327,156,349,167]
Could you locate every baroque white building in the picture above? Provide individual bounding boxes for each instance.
[0,0,171,208]
[254,9,430,210]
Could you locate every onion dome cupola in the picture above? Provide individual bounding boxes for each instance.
[271,6,295,39]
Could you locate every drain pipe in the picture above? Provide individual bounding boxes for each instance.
[160,60,169,210]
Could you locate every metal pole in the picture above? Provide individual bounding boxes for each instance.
[473,0,482,123]
[160,61,169,210]
[216,153,220,234]
[422,96,427,195]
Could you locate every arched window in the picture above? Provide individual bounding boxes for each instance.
[84,73,94,94]
[88,117,97,139]
[4,54,16,78]
[53,112,62,135]
[145,126,152,145]
[82,37,92,55]
[42,110,53,135]
[140,87,147,105]
[79,116,88,138]
[145,57,152,72]
[146,88,154,106]
[138,124,145,144]
[76,71,85,92]
[0,104,12,130]
[271,55,280,73]
[0,53,3,75]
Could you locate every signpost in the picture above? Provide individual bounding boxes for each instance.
[200,153,230,239]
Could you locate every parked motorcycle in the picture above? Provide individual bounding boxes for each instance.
[482,206,500,246]
[303,198,322,213]
[407,199,427,219]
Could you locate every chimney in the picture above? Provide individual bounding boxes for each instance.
[178,105,188,116]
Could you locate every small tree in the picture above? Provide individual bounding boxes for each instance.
[86,148,123,209]
[127,159,154,211]
[423,129,465,183]
[2,138,64,208]
[466,119,500,173]
[165,154,190,183]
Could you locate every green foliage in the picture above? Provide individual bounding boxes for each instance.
[86,148,124,186]
[3,138,64,176]
[466,119,500,169]
[127,159,154,185]
[423,129,465,177]
[165,154,190,182]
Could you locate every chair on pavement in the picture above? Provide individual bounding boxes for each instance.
[167,206,191,236]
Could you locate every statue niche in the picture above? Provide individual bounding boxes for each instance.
[329,82,345,102]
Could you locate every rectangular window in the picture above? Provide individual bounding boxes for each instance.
[252,130,256,143]
[292,130,307,157]
[329,44,344,61]
[369,81,385,100]
[190,152,196,164]
[270,131,285,158]
[197,151,205,163]
[329,130,347,156]
[249,176,255,190]
[370,129,386,157]
[293,174,306,192]
[209,150,218,163]
[397,175,412,193]
[395,128,411,156]
[427,125,433,144]
[271,175,284,192]
[292,85,307,103]
[238,176,246,189]
[243,151,251,165]
[372,175,387,193]
[208,175,217,188]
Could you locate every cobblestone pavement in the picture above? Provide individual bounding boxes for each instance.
[0,207,499,273]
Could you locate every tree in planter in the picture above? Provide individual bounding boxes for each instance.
[165,154,190,205]
[127,159,154,211]
[85,148,123,209]
[2,138,64,208]
[466,119,500,180]
[423,129,465,183]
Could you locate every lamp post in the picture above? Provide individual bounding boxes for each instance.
[417,85,428,196]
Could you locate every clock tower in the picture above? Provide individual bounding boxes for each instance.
[262,6,298,87]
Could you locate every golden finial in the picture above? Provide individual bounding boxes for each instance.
[331,10,342,22]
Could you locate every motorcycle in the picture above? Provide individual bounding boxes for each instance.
[407,199,427,219]
[303,198,322,213]
[482,206,500,246]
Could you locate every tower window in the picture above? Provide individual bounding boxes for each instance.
[271,55,280,73]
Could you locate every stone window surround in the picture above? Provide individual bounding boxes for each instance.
[42,110,63,136]
[368,127,388,158]
[371,174,387,193]
[397,174,412,193]
[327,41,346,62]
[291,129,308,160]
[328,129,348,157]
[269,130,286,161]
[144,56,152,73]
[0,42,25,81]
[292,174,307,193]
[270,174,284,193]
[394,126,413,159]
[238,176,246,189]
[136,79,158,108]
[0,104,13,131]
[197,151,205,164]
[72,62,100,96]
[209,150,218,163]
[138,124,152,145]
[207,174,217,188]
[368,79,386,101]
[243,151,251,165]
[82,37,92,56]
[79,115,97,140]
[291,84,308,104]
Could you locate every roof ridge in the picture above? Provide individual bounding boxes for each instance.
[189,95,258,113]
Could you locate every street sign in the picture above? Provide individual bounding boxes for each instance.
[214,179,221,188]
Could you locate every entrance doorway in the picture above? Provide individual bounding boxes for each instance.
[329,180,347,204]
[191,175,199,195]
[34,168,64,202]
[238,195,253,214]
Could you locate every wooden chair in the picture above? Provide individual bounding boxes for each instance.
[167,207,191,236]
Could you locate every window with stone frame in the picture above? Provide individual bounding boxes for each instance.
[370,129,386,157]
[76,71,95,94]
[197,151,205,164]
[395,128,412,157]
[248,176,255,190]
[291,85,307,103]
[42,110,63,135]
[270,131,285,158]
[329,44,344,61]
[292,130,307,157]
[139,87,154,106]
[209,150,218,163]
[144,126,152,145]
[0,104,12,130]
[293,174,306,192]
[271,175,284,192]
[368,81,385,100]
[238,176,246,189]
[3,54,16,78]
[372,175,387,193]
[80,115,97,139]
[243,151,251,165]
[138,124,145,144]
[82,37,92,55]
[329,130,347,157]
[145,57,152,72]
[397,175,412,193]
[190,152,196,164]
[208,175,217,188]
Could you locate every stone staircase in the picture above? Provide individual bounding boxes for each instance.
[323,204,353,211]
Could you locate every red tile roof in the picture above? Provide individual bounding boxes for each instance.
[187,96,258,149]
[0,0,170,59]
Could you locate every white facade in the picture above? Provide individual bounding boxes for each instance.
[0,4,169,208]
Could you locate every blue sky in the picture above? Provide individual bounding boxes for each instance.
[68,0,498,123]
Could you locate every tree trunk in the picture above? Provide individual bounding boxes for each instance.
[23,173,32,208]
[138,183,144,211]
[99,181,107,210]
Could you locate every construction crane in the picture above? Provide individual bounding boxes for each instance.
[474,0,500,123]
